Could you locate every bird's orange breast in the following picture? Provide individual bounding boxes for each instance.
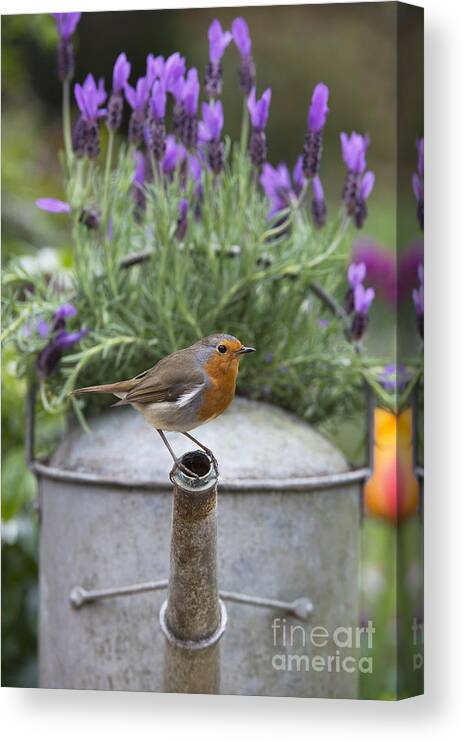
[197,355,239,423]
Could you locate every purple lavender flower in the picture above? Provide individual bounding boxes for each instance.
[292,156,306,197]
[260,157,306,228]
[341,132,369,173]
[360,171,375,199]
[260,162,294,218]
[340,132,374,228]
[350,284,375,341]
[344,261,366,313]
[303,83,329,179]
[412,137,424,230]
[75,75,106,120]
[145,80,167,161]
[175,198,189,240]
[107,53,131,131]
[149,79,166,121]
[345,260,375,341]
[112,52,131,94]
[52,12,81,81]
[247,87,271,131]
[347,262,367,289]
[182,69,200,118]
[354,286,374,315]
[307,83,329,133]
[311,176,327,229]
[232,17,256,95]
[249,129,266,170]
[199,101,224,174]
[146,54,164,89]
[125,77,149,146]
[38,329,88,377]
[124,76,148,112]
[180,68,200,149]
[232,16,252,58]
[36,197,71,214]
[37,302,87,377]
[205,19,232,98]
[248,87,271,169]
[162,135,186,180]
[132,151,146,222]
[54,303,77,321]
[412,263,424,339]
[73,75,107,159]
[146,52,185,92]
[52,12,81,39]
[198,101,224,141]
[209,19,233,63]
[156,53,186,139]
[163,53,186,93]
[79,206,101,230]
[353,170,375,229]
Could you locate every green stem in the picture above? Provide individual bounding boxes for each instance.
[103,130,114,208]
[62,79,72,166]
[0,306,34,343]
[82,160,95,202]
[71,395,92,434]
[214,215,350,320]
[240,97,249,157]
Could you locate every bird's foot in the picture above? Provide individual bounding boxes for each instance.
[203,448,219,476]
[169,459,200,483]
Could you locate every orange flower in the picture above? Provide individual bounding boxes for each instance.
[364,407,420,521]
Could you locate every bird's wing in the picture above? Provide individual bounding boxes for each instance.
[114,353,206,407]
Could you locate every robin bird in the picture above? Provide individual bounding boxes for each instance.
[72,334,255,478]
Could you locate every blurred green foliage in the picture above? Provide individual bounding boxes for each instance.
[2,15,69,685]
[359,516,424,699]
[2,351,38,686]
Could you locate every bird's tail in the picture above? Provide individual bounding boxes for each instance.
[72,380,133,397]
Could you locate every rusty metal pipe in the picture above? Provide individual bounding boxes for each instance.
[160,450,226,694]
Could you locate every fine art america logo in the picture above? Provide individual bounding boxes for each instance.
[271,618,376,674]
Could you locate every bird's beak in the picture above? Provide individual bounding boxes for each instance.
[237,346,256,355]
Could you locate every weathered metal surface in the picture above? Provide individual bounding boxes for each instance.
[39,397,360,697]
[161,451,223,694]
[164,453,221,644]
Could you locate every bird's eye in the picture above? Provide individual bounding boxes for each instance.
[217,344,227,354]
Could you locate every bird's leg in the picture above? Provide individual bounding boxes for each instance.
[181,432,219,475]
[156,429,200,480]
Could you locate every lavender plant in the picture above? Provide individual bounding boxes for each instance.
[3,12,412,427]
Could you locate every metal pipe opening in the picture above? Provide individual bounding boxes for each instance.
[180,450,212,479]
